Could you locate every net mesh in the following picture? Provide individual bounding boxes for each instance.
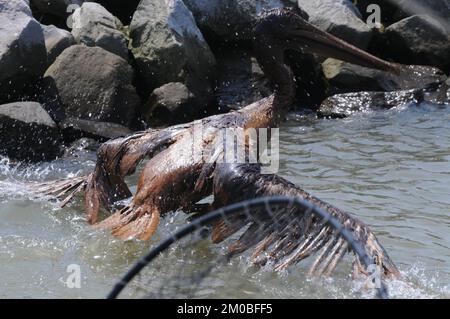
[108,196,389,299]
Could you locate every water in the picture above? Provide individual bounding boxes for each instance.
[0,102,449,299]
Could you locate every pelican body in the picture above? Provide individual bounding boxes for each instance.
[37,8,401,278]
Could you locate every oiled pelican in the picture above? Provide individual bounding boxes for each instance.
[36,8,402,278]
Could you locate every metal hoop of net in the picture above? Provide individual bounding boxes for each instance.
[107,196,389,299]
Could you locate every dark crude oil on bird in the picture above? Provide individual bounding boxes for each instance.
[34,8,412,280]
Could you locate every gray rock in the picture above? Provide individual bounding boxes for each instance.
[44,45,140,126]
[342,0,450,32]
[144,82,198,125]
[130,0,215,86]
[384,15,450,71]
[184,0,287,41]
[31,0,84,18]
[42,24,74,66]
[130,0,216,115]
[398,1,450,17]
[0,102,62,161]
[357,0,450,26]
[318,90,422,118]
[322,59,447,94]
[394,0,450,30]
[318,84,450,118]
[297,0,373,49]
[60,117,133,141]
[71,2,128,59]
[215,49,271,111]
[0,0,47,102]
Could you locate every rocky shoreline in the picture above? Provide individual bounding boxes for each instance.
[0,0,449,161]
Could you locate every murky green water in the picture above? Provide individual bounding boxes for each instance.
[0,102,449,298]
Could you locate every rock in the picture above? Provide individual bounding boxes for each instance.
[322,60,447,94]
[318,90,421,118]
[42,24,74,66]
[60,117,133,141]
[393,1,450,32]
[384,15,450,72]
[0,0,47,102]
[318,84,450,118]
[30,0,84,18]
[0,102,61,161]
[322,58,383,94]
[297,0,373,49]
[358,0,450,25]
[397,0,450,19]
[130,0,216,116]
[71,2,129,59]
[43,45,140,126]
[214,49,271,111]
[184,0,287,42]
[144,82,200,125]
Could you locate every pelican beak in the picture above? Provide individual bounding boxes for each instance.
[288,22,401,74]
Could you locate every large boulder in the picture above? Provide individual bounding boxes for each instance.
[384,15,450,72]
[318,63,449,118]
[144,82,199,125]
[71,2,129,59]
[184,0,287,42]
[318,90,424,118]
[43,45,140,126]
[297,0,373,49]
[60,117,133,141]
[130,0,216,120]
[322,59,448,94]
[0,102,61,161]
[318,84,450,118]
[356,0,450,26]
[42,24,74,66]
[0,0,47,102]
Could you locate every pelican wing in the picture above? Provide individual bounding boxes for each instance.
[33,125,189,223]
[210,163,400,278]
